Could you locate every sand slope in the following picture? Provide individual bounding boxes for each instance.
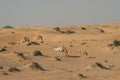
[0,23,120,80]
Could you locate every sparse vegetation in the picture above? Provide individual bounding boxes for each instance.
[108,40,120,47]
[16,52,26,60]
[8,67,21,72]
[112,40,120,47]
[53,27,75,34]
[11,31,15,34]
[28,62,45,71]
[81,42,87,45]
[1,23,120,79]
[27,41,40,46]
[0,47,6,52]
[69,44,73,47]
[64,29,75,34]
[54,57,61,61]
[2,72,8,75]
[2,25,14,29]
[99,29,104,33]
[102,25,109,28]
[79,73,87,79]
[81,27,87,30]
[33,50,43,56]
[0,66,3,69]
[8,42,17,45]
[95,62,111,70]
[53,27,60,31]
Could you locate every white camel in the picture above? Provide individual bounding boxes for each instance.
[52,46,68,56]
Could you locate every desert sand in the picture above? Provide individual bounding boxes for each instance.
[0,23,120,80]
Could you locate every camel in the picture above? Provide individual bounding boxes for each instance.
[52,46,68,56]
[16,35,43,45]
[34,34,44,43]
[23,37,30,43]
[17,37,31,44]
[80,50,88,56]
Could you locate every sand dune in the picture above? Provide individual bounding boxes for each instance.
[0,23,120,80]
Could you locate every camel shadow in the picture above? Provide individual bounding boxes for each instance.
[66,55,81,58]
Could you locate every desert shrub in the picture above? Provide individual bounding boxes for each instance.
[8,42,17,45]
[2,25,14,29]
[69,44,73,47]
[54,56,61,61]
[99,29,104,33]
[81,27,87,30]
[0,47,6,52]
[30,62,45,71]
[8,67,20,72]
[102,25,109,28]
[33,50,43,56]
[16,52,26,60]
[108,40,120,47]
[0,66,3,69]
[2,72,8,75]
[64,29,75,34]
[81,42,87,45]
[113,40,120,47]
[11,32,15,34]
[27,41,40,46]
[53,27,60,31]
[79,73,87,79]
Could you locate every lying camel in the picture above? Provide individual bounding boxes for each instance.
[34,34,44,43]
[17,37,31,44]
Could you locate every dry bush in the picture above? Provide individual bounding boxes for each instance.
[8,42,17,45]
[81,27,87,30]
[112,40,120,47]
[63,29,75,34]
[0,47,6,52]
[27,41,40,46]
[99,29,104,33]
[53,27,60,31]
[33,50,43,56]
[108,40,120,47]
[0,66,3,69]
[8,67,21,72]
[2,25,14,29]
[24,62,45,71]
[15,52,26,60]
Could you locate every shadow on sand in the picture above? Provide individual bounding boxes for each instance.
[66,55,81,58]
